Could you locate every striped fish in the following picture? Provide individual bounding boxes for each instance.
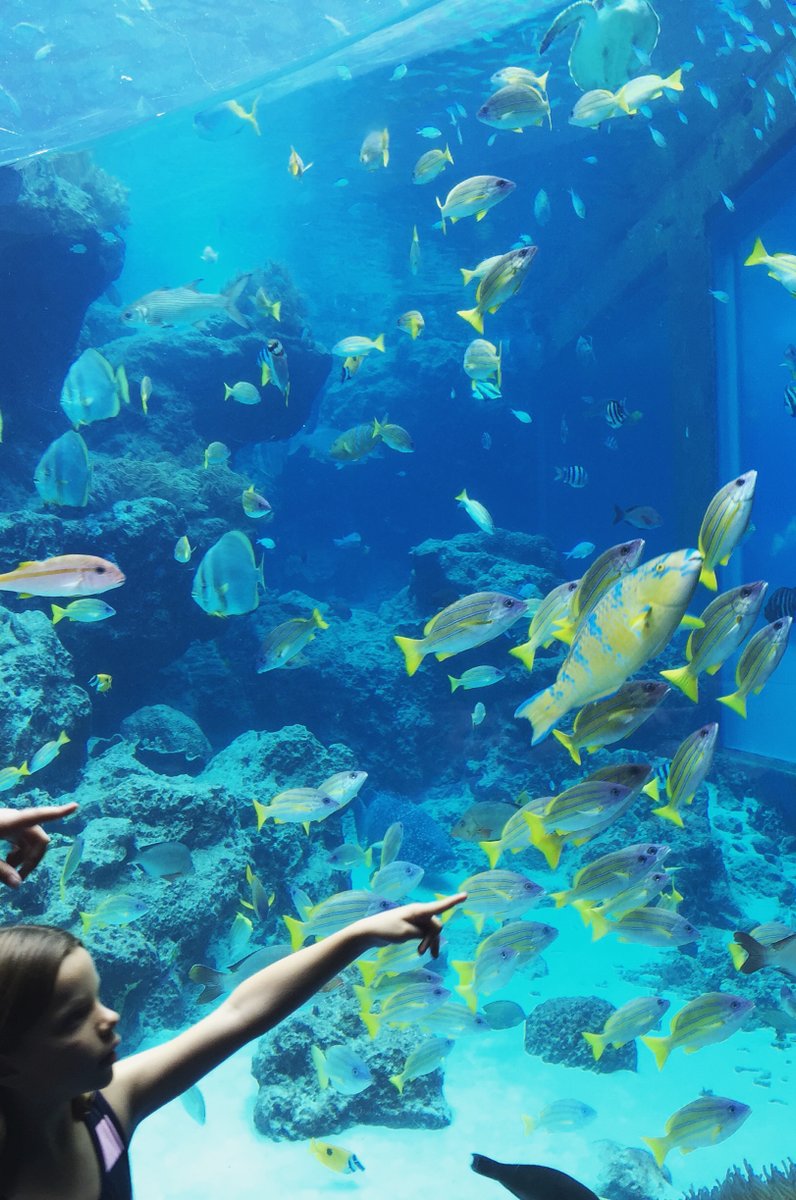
[661,581,767,702]
[641,992,754,1070]
[284,890,395,950]
[643,1096,751,1167]
[554,465,588,487]
[121,276,250,329]
[697,471,757,590]
[593,905,700,948]
[645,722,718,827]
[475,919,558,965]
[394,591,529,676]
[551,843,670,908]
[553,540,645,645]
[583,995,670,1061]
[552,679,670,764]
[510,579,580,671]
[389,1037,454,1093]
[764,585,796,621]
[718,616,792,717]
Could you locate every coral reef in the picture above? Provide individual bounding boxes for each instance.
[120,705,212,776]
[408,529,558,612]
[524,996,638,1073]
[682,1161,796,1199]
[251,986,451,1139]
[592,1139,676,1200]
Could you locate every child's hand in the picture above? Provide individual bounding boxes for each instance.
[357,893,467,957]
[0,802,78,888]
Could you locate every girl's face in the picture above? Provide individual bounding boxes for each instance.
[2,947,120,1101]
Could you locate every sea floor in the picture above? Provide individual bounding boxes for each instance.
[131,911,794,1199]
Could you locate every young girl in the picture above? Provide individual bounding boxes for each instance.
[0,892,465,1199]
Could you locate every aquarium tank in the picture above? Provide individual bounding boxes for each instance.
[1,0,796,1196]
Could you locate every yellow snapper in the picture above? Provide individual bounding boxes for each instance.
[696,470,757,590]
[514,549,703,745]
[412,144,453,184]
[522,1100,596,1135]
[309,1139,364,1174]
[645,722,718,827]
[643,1096,750,1168]
[241,485,272,518]
[284,891,394,950]
[59,834,84,902]
[203,441,230,468]
[60,349,126,428]
[359,127,389,170]
[661,581,767,702]
[452,944,519,1011]
[478,794,542,869]
[397,310,424,339]
[331,334,385,357]
[193,97,260,139]
[28,730,70,774]
[254,288,281,321]
[616,68,684,114]
[224,381,261,405]
[590,905,700,948]
[463,338,502,383]
[288,145,313,176]
[121,276,250,330]
[460,256,504,287]
[311,1044,372,1095]
[256,608,329,673]
[744,237,796,295]
[553,538,646,645]
[394,591,529,676]
[436,175,516,234]
[476,84,551,131]
[330,422,382,464]
[389,1036,454,1093]
[455,488,494,534]
[552,679,671,765]
[551,843,669,910]
[191,530,262,617]
[448,666,505,692]
[457,245,537,334]
[0,763,28,793]
[569,88,629,128]
[583,996,670,1062]
[373,417,414,453]
[80,893,148,934]
[718,616,792,717]
[491,67,550,91]
[34,430,91,506]
[641,992,754,1071]
[252,787,340,833]
[51,599,115,625]
[510,579,580,672]
[174,536,193,564]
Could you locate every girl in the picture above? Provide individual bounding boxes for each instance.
[0,892,465,1199]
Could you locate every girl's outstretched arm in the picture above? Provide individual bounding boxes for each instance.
[106,892,466,1133]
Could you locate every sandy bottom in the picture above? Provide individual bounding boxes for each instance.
[131,908,794,1198]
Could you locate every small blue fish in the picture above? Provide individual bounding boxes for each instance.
[583,155,598,164]
[569,188,586,219]
[390,64,408,81]
[709,290,729,304]
[720,192,735,212]
[697,82,719,108]
[649,127,667,148]
[417,126,442,138]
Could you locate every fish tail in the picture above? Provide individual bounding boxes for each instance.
[223,383,233,401]
[452,960,477,1012]
[744,236,768,267]
[283,914,307,951]
[572,899,594,927]
[665,68,684,92]
[659,664,698,703]
[717,689,747,718]
[642,778,659,801]
[652,801,685,828]
[224,275,251,329]
[732,931,769,974]
[310,1045,329,1088]
[456,307,484,333]
[435,196,446,234]
[359,1004,381,1039]
[51,604,66,624]
[642,1136,670,1170]
[372,333,386,352]
[454,489,468,503]
[460,267,475,285]
[641,1035,671,1071]
[252,798,269,832]
[589,909,613,942]
[514,686,562,745]
[79,911,93,937]
[394,635,425,677]
[612,504,624,525]
[582,1031,606,1062]
[552,728,581,765]
[448,676,461,692]
[478,839,502,869]
[444,143,454,163]
[698,563,718,590]
[525,814,562,869]
[248,95,262,136]
[312,607,329,630]
[389,1072,405,1093]
[57,730,70,747]
[509,641,536,672]
[521,1114,536,1136]
[550,890,570,908]
[357,959,378,987]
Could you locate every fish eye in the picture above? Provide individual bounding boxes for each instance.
[740,586,752,597]
[96,566,106,574]
[503,598,515,608]
[655,562,665,573]
[734,478,745,487]
[730,999,741,1009]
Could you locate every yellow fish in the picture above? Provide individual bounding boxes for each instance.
[288,146,313,177]
[309,1139,365,1174]
[360,128,389,170]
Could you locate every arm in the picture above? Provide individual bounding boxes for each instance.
[0,802,78,888]
[107,893,466,1132]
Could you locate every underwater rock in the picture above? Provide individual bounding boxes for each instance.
[408,529,558,613]
[362,790,456,873]
[591,1139,675,1200]
[524,996,637,1073]
[250,985,451,1139]
[0,607,90,771]
[120,705,212,776]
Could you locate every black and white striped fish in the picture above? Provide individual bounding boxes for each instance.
[784,383,796,417]
[604,399,641,429]
[765,586,796,622]
[554,465,588,488]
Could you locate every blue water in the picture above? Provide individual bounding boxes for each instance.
[2,0,796,1197]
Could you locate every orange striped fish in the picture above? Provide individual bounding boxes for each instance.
[0,555,125,597]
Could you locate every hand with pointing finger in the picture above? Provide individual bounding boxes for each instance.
[0,802,79,889]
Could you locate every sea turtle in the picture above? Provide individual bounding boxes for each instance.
[539,0,661,93]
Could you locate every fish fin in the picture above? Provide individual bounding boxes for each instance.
[630,605,652,632]
[552,728,581,765]
[521,1114,536,1136]
[358,959,378,987]
[582,1031,606,1062]
[389,1073,405,1093]
[589,909,613,942]
[435,196,446,235]
[642,779,660,801]
[252,798,269,831]
[642,1136,670,1169]
[731,931,769,974]
[452,960,477,1011]
[475,209,488,221]
[456,307,484,334]
[664,68,684,92]
[312,607,329,630]
[224,274,251,329]
[716,691,747,717]
[705,661,722,676]
[283,914,306,951]
[660,665,698,703]
[679,613,705,629]
[448,676,461,692]
[550,891,569,908]
[394,635,425,677]
[311,1045,329,1088]
[551,619,576,644]
[699,564,718,591]
[514,686,561,745]
[641,1035,671,1071]
[460,267,475,285]
[508,641,536,672]
[51,604,65,624]
[743,237,767,267]
[652,802,685,828]
[478,840,502,870]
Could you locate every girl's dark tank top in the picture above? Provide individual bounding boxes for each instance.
[84,1091,132,1200]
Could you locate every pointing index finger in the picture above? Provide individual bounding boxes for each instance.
[1,802,79,831]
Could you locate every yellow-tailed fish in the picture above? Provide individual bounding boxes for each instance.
[397,310,424,339]
[589,905,700,949]
[389,1036,454,1092]
[193,97,260,139]
[457,245,536,334]
[582,996,670,1062]
[310,1044,372,1095]
[373,417,414,453]
[355,978,451,1039]
[59,834,84,902]
[646,722,718,827]
[491,67,550,91]
[514,549,703,745]
[448,666,505,692]
[643,1096,750,1168]
[224,381,261,405]
[476,84,551,131]
[379,821,404,868]
[202,441,230,468]
[29,730,70,774]
[285,891,394,950]
[80,893,148,934]
[309,1139,365,1174]
[174,536,193,564]
[256,608,329,673]
[551,842,670,910]
[460,256,504,287]
[744,237,796,296]
[436,175,516,234]
[412,145,453,184]
[359,127,389,170]
[452,945,519,1012]
[616,68,684,114]
[522,1100,596,1134]
[524,777,633,869]
[394,591,528,677]
[455,489,494,534]
[254,288,281,321]
[569,88,629,128]
[552,679,670,765]
[51,599,115,625]
[241,485,272,518]
[553,539,645,645]
[288,146,313,176]
[455,869,543,935]
[510,579,580,672]
[253,788,337,833]
[661,581,767,702]
[463,338,502,383]
[717,616,792,717]
[696,470,757,590]
[330,422,382,464]
[641,992,754,1071]
[331,334,385,357]
[478,795,540,869]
